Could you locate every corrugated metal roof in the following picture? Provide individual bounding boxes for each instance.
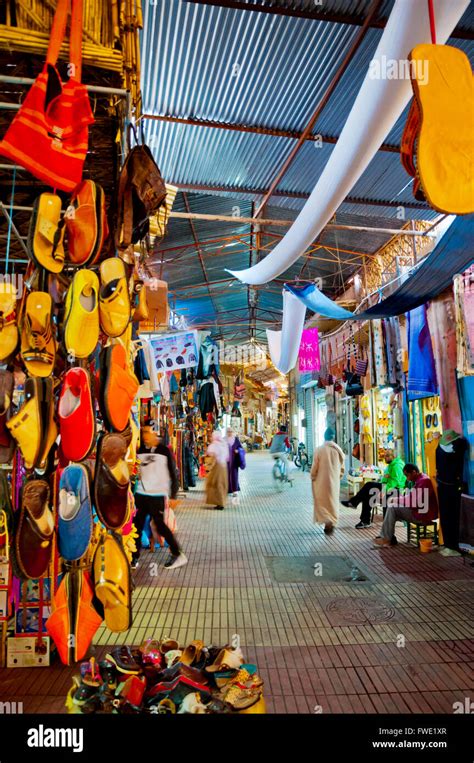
[140,0,469,342]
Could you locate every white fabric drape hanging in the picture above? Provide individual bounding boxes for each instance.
[228,0,469,286]
[267,290,307,374]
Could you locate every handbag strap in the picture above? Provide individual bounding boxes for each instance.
[46,0,84,82]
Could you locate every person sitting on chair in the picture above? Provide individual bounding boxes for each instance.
[342,448,406,529]
[373,464,438,547]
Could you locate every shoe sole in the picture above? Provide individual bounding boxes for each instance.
[104,653,141,675]
[164,559,188,570]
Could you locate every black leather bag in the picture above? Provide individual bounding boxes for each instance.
[345,369,363,397]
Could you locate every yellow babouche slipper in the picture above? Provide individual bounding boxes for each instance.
[402,44,474,214]
[0,282,19,362]
[64,269,100,360]
[93,533,131,633]
[7,377,43,469]
[20,292,56,377]
[99,258,131,338]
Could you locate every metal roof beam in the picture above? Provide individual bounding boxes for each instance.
[184,1,473,40]
[255,0,382,216]
[142,114,399,154]
[172,183,429,211]
[182,192,221,330]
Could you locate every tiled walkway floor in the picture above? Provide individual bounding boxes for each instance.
[2,452,474,713]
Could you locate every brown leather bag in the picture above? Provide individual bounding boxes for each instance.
[115,144,167,255]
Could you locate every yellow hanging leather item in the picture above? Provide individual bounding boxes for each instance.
[401,44,474,214]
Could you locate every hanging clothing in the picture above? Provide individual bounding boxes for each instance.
[436,436,468,550]
[142,340,160,392]
[460,266,474,366]
[457,375,474,495]
[407,305,438,400]
[454,271,474,377]
[227,435,243,493]
[371,320,388,387]
[196,338,220,379]
[198,380,219,417]
[383,317,404,388]
[427,292,462,432]
[310,440,345,526]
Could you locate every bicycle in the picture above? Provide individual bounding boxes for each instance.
[294,442,309,472]
[272,455,293,492]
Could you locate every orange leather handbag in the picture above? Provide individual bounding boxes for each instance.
[0,0,94,192]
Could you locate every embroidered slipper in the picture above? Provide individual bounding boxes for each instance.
[20,291,56,377]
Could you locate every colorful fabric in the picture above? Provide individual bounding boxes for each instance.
[426,292,462,432]
[407,305,438,400]
[371,320,388,387]
[454,267,474,377]
[457,375,474,494]
[384,317,404,387]
[298,328,320,372]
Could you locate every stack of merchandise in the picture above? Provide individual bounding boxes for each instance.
[0,1,170,667]
[67,641,265,714]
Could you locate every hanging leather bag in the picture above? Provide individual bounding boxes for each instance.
[0,0,94,191]
[344,325,363,397]
[115,141,167,254]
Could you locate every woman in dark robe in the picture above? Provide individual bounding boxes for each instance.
[226,428,243,496]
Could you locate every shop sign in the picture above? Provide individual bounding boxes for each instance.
[149,330,199,372]
[299,328,321,372]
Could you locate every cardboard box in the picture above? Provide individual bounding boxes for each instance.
[0,562,9,587]
[7,636,50,668]
[0,589,8,620]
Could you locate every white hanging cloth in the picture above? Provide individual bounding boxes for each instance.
[267,290,307,374]
[228,0,469,286]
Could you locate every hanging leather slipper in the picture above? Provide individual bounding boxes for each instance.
[0,370,14,464]
[27,193,65,273]
[58,463,93,562]
[99,344,139,433]
[94,433,129,530]
[37,377,58,472]
[93,533,132,633]
[0,282,19,362]
[58,367,95,462]
[64,269,100,360]
[7,376,43,469]
[99,258,131,338]
[66,179,109,267]
[46,569,102,666]
[20,291,56,377]
[13,479,54,579]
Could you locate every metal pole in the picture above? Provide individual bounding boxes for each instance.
[0,75,128,96]
[0,202,436,237]
[0,202,28,256]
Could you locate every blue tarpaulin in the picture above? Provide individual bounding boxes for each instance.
[285,215,474,320]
